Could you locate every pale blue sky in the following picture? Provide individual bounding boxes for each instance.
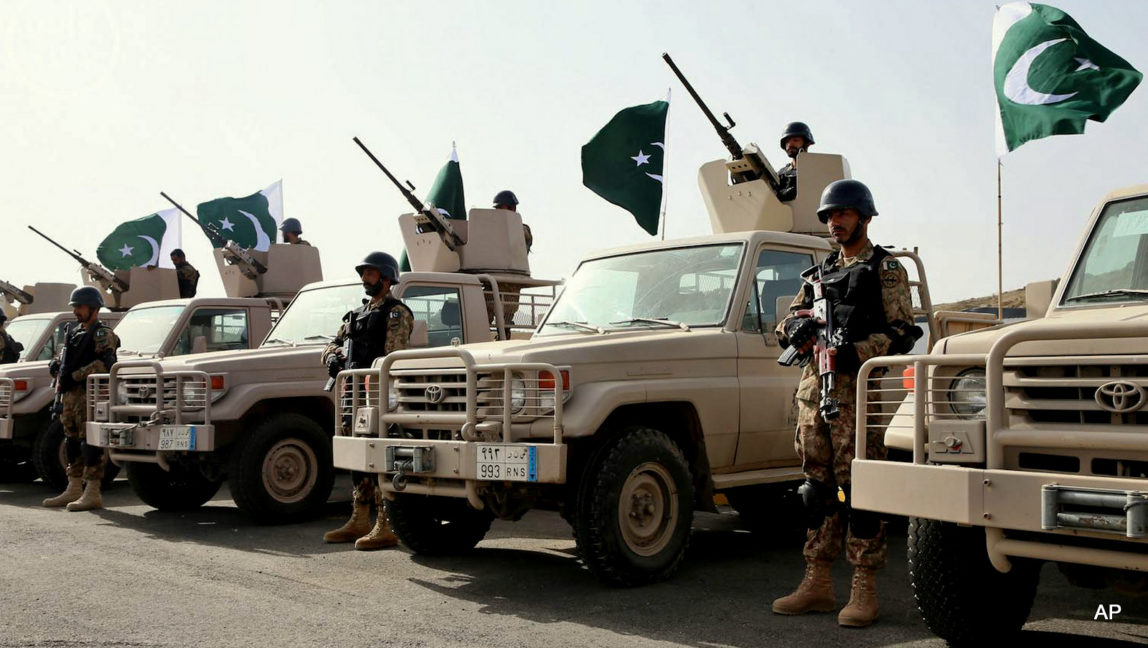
[3,0,1147,303]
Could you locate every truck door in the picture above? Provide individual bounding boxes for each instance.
[173,308,250,355]
[397,284,465,348]
[733,247,815,468]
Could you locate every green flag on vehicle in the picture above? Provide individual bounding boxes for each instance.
[196,180,283,251]
[993,2,1142,155]
[95,208,182,270]
[581,98,668,236]
[400,145,466,272]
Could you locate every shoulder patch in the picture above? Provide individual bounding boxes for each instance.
[95,327,109,339]
[389,310,401,319]
[882,258,901,272]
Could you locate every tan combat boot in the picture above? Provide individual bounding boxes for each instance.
[838,567,879,627]
[772,561,836,615]
[65,479,103,512]
[42,477,83,508]
[354,510,399,551]
[323,502,371,543]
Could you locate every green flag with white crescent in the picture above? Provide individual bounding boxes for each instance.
[95,208,182,270]
[196,180,284,251]
[400,146,466,272]
[993,2,1142,155]
[581,98,668,236]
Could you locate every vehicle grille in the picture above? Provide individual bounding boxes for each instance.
[1005,363,1148,425]
[0,380,12,412]
[89,374,208,411]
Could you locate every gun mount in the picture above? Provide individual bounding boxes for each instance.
[0,281,76,318]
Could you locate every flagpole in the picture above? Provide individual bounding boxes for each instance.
[659,88,671,241]
[997,159,1003,322]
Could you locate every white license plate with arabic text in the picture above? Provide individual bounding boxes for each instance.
[476,444,537,482]
[158,425,196,451]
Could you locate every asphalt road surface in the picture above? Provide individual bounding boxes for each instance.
[1,475,1146,648]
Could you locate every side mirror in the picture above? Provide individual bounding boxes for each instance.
[1025,279,1059,320]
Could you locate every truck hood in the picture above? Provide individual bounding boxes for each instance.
[938,303,1148,357]
[117,344,324,374]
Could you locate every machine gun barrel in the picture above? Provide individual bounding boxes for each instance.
[27,226,128,293]
[0,279,33,305]
[161,191,227,248]
[662,53,744,162]
[352,136,463,250]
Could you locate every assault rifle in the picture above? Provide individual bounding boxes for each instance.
[0,279,33,306]
[352,136,464,251]
[323,338,353,393]
[50,324,72,418]
[778,266,843,421]
[662,53,780,190]
[160,192,268,276]
[27,226,129,294]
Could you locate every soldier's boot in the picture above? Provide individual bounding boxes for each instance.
[838,567,879,627]
[772,561,836,615]
[354,509,399,551]
[323,502,371,543]
[42,477,83,508]
[65,480,102,512]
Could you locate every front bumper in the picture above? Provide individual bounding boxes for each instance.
[86,421,216,452]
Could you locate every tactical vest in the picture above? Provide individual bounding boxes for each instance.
[345,297,407,369]
[61,321,103,376]
[816,246,891,344]
[0,333,21,364]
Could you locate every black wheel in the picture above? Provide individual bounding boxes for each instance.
[0,446,38,483]
[908,517,1040,646]
[573,427,694,586]
[229,413,334,524]
[125,461,223,511]
[386,493,494,555]
[31,418,120,491]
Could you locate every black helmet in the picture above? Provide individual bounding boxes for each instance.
[69,286,105,308]
[780,121,815,150]
[355,251,400,283]
[279,217,302,234]
[816,179,878,223]
[493,190,518,208]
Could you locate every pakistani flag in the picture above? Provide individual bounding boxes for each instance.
[993,2,1142,155]
[400,146,466,271]
[196,180,284,251]
[95,208,182,271]
[581,98,668,236]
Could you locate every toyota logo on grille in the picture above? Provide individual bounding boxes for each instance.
[424,384,445,404]
[137,385,152,400]
[1095,381,1146,413]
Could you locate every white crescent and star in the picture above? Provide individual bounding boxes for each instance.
[137,235,161,266]
[219,217,235,231]
[118,243,133,257]
[631,142,665,183]
[1003,37,1098,106]
[238,210,272,250]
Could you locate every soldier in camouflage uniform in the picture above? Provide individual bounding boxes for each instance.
[170,249,200,298]
[777,122,814,203]
[279,218,311,246]
[772,180,918,628]
[42,286,120,511]
[321,251,413,550]
[491,190,530,336]
[0,312,23,364]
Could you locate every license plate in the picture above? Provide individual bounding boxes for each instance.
[476,444,537,482]
[158,426,196,451]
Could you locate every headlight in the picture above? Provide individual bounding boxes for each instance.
[181,379,207,407]
[116,381,129,404]
[950,368,987,419]
[510,378,526,413]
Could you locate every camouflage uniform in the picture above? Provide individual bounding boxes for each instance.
[322,290,413,506]
[777,240,913,569]
[58,321,120,482]
[174,261,200,298]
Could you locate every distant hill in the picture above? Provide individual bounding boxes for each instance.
[933,288,1026,313]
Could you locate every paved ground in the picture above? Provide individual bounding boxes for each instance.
[1,475,1145,648]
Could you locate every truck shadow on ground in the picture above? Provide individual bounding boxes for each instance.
[404,512,1146,648]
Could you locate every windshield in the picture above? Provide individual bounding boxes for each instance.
[1063,196,1148,305]
[540,243,744,334]
[114,306,185,355]
[263,283,364,347]
[4,317,52,361]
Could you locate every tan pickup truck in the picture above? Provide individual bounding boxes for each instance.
[852,184,1148,644]
[0,297,273,488]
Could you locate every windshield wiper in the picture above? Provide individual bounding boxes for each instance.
[1064,288,1148,303]
[263,338,294,347]
[543,320,606,334]
[609,318,691,331]
[303,334,334,341]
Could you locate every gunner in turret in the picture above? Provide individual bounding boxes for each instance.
[170,249,200,298]
[492,191,530,336]
[279,218,310,246]
[777,122,814,203]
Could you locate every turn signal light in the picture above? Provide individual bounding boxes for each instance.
[210,375,225,391]
[902,366,915,390]
[13,380,29,391]
[539,370,570,391]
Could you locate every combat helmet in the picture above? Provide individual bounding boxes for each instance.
[69,286,105,308]
[493,190,519,208]
[279,218,303,235]
[779,122,815,150]
[816,179,878,223]
[355,251,400,283]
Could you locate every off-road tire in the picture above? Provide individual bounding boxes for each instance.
[573,427,694,587]
[125,462,223,511]
[386,493,494,555]
[0,446,38,483]
[908,517,1040,646]
[32,419,119,491]
[229,413,334,524]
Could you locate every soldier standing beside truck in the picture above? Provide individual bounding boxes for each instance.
[41,287,119,512]
[0,312,22,364]
[776,122,814,203]
[322,251,413,550]
[772,180,916,627]
[170,249,200,298]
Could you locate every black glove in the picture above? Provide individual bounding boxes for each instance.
[326,354,344,379]
[784,316,818,350]
[49,359,61,378]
